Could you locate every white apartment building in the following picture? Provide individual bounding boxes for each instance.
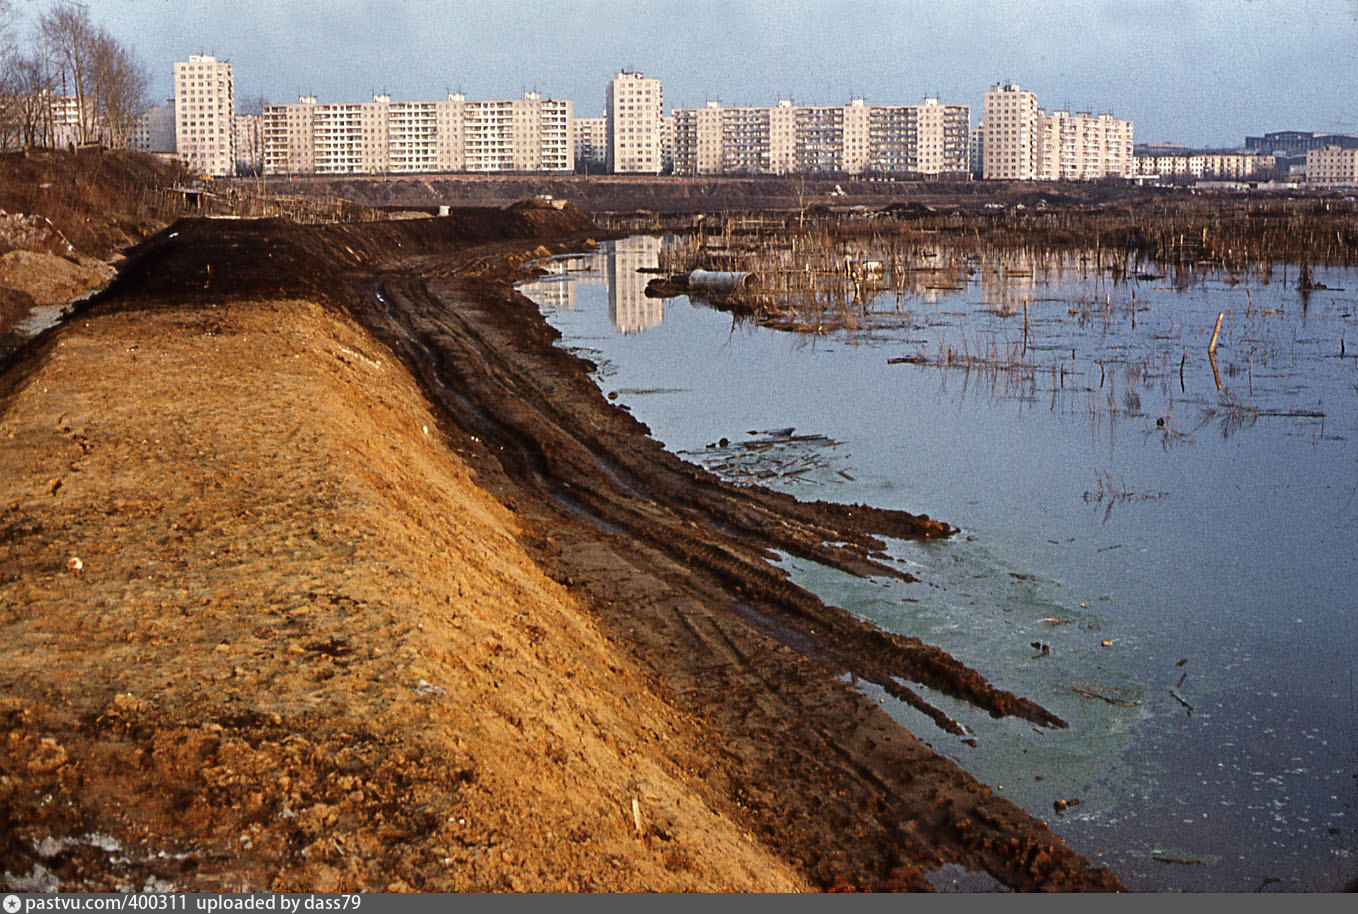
[175,55,235,176]
[983,84,1038,180]
[5,91,101,148]
[672,97,967,176]
[1306,146,1358,184]
[262,91,572,175]
[983,83,1132,181]
[572,116,607,171]
[1035,110,1134,180]
[47,93,93,147]
[606,71,662,174]
[1133,151,1275,181]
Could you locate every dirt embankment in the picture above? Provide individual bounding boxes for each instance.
[249,172,1170,215]
[0,149,192,261]
[1,204,1124,891]
[0,149,193,341]
[0,294,804,891]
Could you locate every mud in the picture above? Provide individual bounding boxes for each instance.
[3,204,1123,891]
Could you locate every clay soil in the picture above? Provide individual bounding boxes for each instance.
[1,204,1124,892]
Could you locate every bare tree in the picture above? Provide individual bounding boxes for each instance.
[90,26,148,148]
[0,0,18,148]
[6,54,56,149]
[39,0,99,144]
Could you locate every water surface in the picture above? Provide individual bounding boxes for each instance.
[520,237,1357,891]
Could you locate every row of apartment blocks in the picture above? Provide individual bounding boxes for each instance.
[669,97,970,176]
[262,92,573,175]
[979,84,1134,180]
[95,60,1358,187]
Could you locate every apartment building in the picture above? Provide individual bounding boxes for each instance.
[870,98,968,175]
[462,92,572,173]
[1035,110,1134,180]
[968,122,985,178]
[175,55,235,176]
[262,91,572,175]
[606,71,663,174]
[572,116,607,171]
[983,83,1132,181]
[982,84,1038,179]
[660,113,675,173]
[672,97,967,177]
[1306,146,1358,185]
[1133,150,1275,181]
[673,102,724,175]
[131,101,177,154]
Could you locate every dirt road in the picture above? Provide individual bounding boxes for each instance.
[1,206,1123,891]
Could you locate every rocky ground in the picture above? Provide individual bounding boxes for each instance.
[1,195,1125,891]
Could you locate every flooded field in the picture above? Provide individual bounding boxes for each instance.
[520,236,1357,892]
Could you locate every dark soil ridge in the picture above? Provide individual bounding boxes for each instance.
[82,206,1122,891]
[245,172,1171,216]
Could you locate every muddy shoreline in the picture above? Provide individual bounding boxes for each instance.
[3,207,1123,891]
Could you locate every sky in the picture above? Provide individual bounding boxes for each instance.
[10,0,1358,147]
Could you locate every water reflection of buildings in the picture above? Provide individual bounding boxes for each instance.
[607,236,663,333]
[524,238,664,334]
[975,249,1095,314]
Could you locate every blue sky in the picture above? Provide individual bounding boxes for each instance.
[13,0,1358,146]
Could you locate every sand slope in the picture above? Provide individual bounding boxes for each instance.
[0,297,806,891]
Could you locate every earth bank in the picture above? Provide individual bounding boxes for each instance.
[1,203,1123,891]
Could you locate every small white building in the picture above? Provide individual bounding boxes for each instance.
[1306,145,1358,185]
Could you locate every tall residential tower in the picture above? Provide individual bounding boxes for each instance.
[983,83,1133,181]
[174,55,235,176]
[982,83,1038,180]
[606,71,663,174]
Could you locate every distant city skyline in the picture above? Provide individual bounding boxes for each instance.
[14,0,1358,147]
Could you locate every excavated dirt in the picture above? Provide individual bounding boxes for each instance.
[0,251,114,308]
[1,205,1124,892]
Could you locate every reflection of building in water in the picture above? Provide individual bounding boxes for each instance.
[607,236,663,333]
[518,240,664,334]
[525,275,577,309]
[977,249,1095,314]
[888,247,968,303]
[978,249,1043,315]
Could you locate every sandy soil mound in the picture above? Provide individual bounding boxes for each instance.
[0,250,113,307]
[0,298,806,892]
